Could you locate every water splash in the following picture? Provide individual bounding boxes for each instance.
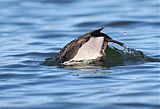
[42,43,160,67]
[124,32,127,36]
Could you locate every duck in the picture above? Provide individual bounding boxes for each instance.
[55,28,124,65]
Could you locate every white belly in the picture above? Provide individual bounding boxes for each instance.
[71,37,104,61]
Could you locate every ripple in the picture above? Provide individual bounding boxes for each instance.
[74,21,106,28]
[0,73,37,80]
[34,0,76,4]
[106,21,160,27]
[106,21,142,27]
[0,22,35,26]
[0,84,23,91]
[35,33,68,39]
[1,64,28,68]
[7,52,56,58]
[27,42,47,45]
[115,103,160,109]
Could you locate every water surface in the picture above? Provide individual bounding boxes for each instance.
[0,0,160,109]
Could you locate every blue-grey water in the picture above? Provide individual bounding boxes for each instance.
[0,0,160,109]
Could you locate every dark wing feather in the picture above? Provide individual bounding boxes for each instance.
[55,28,105,62]
[56,33,91,62]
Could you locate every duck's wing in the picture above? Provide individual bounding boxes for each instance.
[56,28,105,62]
[56,34,91,62]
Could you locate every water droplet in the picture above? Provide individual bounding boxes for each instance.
[124,32,127,36]
[123,45,129,53]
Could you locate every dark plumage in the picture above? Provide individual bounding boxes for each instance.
[55,28,124,63]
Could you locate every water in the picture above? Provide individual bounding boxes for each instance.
[0,0,160,109]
